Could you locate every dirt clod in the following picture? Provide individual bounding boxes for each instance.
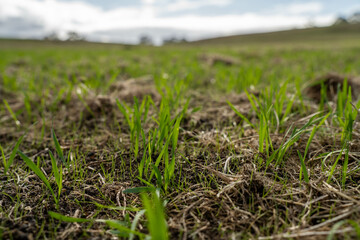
[83,95,116,119]
[199,54,240,66]
[110,75,161,103]
[304,73,360,102]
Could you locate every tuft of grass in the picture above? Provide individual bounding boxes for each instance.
[116,96,152,162]
[268,111,330,168]
[118,94,188,192]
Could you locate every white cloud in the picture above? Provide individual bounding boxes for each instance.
[0,0,336,43]
[276,2,323,15]
[166,0,232,12]
[141,0,156,4]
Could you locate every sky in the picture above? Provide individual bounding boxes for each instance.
[0,0,359,45]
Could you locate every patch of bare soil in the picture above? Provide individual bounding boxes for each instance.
[110,75,161,103]
[37,75,161,129]
[304,73,360,102]
[199,53,240,66]
[82,95,116,122]
[184,91,257,131]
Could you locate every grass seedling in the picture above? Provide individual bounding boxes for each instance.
[258,108,273,156]
[49,150,63,200]
[341,146,349,188]
[326,146,345,184]
[1,135,23,174]
[118,93,187,191]
[3,99,20,126]
[227,101,254,128]
[298,111,331,182]
[266,111,330,168]
[23,92,32,120]
[328,83,358,186]
[75,84,95,117]
[141,191,168,240]
[116,96,151,161]
[145,104,187,191]
[48,190,167,239]
[319,81,327,111]
[273,81,296,126]
[334,81,359,142]
[129,210,146,240]
[17,130,66,208]
[298,150,309,183]
[52,129,68,167]
[18,151,59,207]
[49,211,146,239]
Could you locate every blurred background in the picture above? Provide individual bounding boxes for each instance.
[0,0,359,45]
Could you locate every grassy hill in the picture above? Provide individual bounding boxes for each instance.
[191,23,360,46]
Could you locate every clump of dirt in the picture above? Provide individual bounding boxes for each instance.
[199,54,240,66]
[110,75,161,103]
[304,73,360,102]
[83,95,116,121]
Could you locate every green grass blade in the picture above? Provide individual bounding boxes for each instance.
[327,147,345,183]
[172,114,182,152]
[141,192,168,240]
[49,150,60,184]
[18,151,57,203]
[4,135,24,174]
[347,220,360,237]
[0,145,5,170]
[281,95,295,123]
[327,220,347,240]
[244,90,259,113]
[227,101,255,128]
[129,209,146,240]
[298,150,309,183]
[3,99,20,126]
[48,211,92,223]
[93,202,141,211]
[151,164,163,187]
[52,129,66,166]
[123,187,155,194]
[116,99,131,127]
[105,220,145,238]
[342,147,349,188]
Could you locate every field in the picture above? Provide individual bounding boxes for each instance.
[1,27,360,239]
